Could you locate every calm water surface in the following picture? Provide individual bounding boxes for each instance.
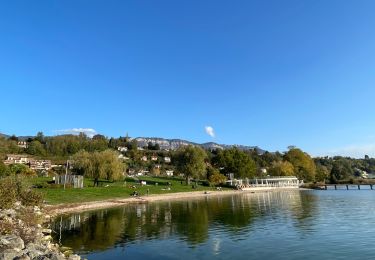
[52,190,375,259]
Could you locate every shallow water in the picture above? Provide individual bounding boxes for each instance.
[52,190,375,259]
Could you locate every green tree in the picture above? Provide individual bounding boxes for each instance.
[284,148,316,182]
[213,148,256,179]
[129,139,138,150]
[26,140,46,156]
[99,149,126,181]
[35,131,45,144]
[315,164,329,182]
[73,150,125,186]
[175,145,207,185]
[9,164,34,176]
[0,162,10,178]
[330,159,353,183]
[207,166,227,186]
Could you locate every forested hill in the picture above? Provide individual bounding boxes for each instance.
[1,132,375,183]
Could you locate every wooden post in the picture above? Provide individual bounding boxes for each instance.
[371,184,373,190]
[358,185,360,190]
[325,185,327,190]
[346,185,348,190]
[334,185,337,190]
[64,160,68,190]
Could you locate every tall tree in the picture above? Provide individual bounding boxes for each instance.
[175,145,207,185]
[35,131,45,144]
[26,140,46,156]
[330,158,353,183]
[284,148,316,182]
[315,164,329,182]
[268,161,294,176]
[213,148,256,179]
[73,150,125,186]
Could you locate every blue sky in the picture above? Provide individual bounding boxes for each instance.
[1,0,375,158]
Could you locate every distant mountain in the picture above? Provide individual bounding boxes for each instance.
[0,133,34,141]
[0,133,9,139]
[133,137,266,154]
[0,132,266,154]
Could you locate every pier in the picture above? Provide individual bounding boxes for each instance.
[226,176,302,190]
[322,184,374,190]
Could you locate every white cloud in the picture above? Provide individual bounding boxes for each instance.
[55,128,97,138]
[205,126,215,138]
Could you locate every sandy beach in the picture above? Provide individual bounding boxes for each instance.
[45,187,302,216]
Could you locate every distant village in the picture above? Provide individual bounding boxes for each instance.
[3,141,174,177]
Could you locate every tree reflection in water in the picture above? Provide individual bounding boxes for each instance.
[52,191,317,253]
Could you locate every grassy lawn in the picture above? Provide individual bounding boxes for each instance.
[25,176,230,205]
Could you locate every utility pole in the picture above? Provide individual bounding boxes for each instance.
[64,160,68,190]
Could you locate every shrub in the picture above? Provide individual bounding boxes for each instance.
[19,189,43,206]
[0,177,43,209]
[0,177,18,208]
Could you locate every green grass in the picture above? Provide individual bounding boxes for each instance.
[24,176,230,205]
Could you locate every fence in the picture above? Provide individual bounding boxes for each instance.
[55,175,84,188]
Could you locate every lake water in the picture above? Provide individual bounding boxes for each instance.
[52,190,375,259]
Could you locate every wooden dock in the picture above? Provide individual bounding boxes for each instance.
[321,184,374,190]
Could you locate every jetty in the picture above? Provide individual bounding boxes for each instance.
[226,176,302,191]
[321,184,374,190]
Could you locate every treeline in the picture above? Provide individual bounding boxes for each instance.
[1,132,374,183]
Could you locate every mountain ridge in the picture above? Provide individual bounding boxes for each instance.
[133,137,266,153]
[0,132,266,153]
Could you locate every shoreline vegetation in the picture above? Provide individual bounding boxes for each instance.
[2,132,375,259]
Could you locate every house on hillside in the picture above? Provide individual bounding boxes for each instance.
[151,155,158,161]
[29,160,52,171]
[117,146,128,152]
[164,157,171,163]
[141,156,148,162]
[17,141,28,149]
[4,154,30,165]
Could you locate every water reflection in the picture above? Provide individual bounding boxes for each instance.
[52,191,316,253]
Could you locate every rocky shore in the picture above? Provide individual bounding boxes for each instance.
[0,203,81,260]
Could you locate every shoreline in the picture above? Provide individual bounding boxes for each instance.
[45,187,304,216]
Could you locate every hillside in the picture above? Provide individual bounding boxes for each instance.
[133,137,265,153]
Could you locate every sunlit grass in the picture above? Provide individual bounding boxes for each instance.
[25,176,230,205]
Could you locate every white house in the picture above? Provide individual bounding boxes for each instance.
[17,141,28,149]
[164,157,171,163]
[117,146,128,152]
[166,170,174,176]
[29,160,52,171]
[4,154,30,165]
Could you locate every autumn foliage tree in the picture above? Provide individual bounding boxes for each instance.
[284,148,316,182]
[268,161,294,176]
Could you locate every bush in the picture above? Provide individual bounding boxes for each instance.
[0,178,18,209]
[19,189,43,206]
[0,177,43,209]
